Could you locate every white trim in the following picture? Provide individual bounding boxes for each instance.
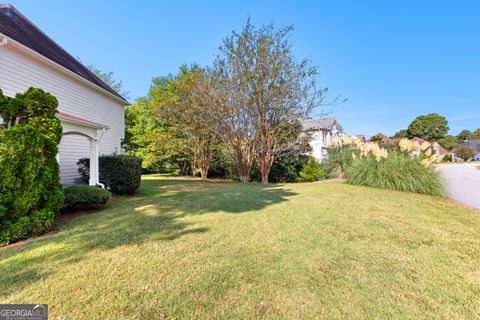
[58,114,110,130]
[0,32,128,105]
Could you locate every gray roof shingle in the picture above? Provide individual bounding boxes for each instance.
[302,118,339,131]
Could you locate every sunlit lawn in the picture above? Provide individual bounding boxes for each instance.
[1,176,479,319]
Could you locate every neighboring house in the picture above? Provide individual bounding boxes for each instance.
[452,140,480,159]
[368,133,449,156]
[356,135,366,143]
[302,118,343,162]
[369,133,397,145]
[0,4,128,186]
[410,137,449,156]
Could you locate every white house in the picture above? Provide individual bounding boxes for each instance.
[0,4,128,186]
[302,118,343,162]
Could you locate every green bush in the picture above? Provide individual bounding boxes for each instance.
[346,153,445,196]
[63,186,112,207]
[250,142,312,183]
[78,155,142,194]
[0,88,63,245]
[298,157,324,182]
[250,153,310,183]
[455,147,475,161]
[324,144,355,178]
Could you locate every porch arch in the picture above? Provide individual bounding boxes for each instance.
[57,112,109,188]
[63,131,95,140]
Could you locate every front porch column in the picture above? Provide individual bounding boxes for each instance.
[89,138,98,186]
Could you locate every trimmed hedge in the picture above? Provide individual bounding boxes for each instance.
[78,155,142,194]
[63,186,112,207]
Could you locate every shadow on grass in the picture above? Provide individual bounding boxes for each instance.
[0,178,297,298]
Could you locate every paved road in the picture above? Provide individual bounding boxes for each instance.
[438,163,480,209]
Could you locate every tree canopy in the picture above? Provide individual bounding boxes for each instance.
[437,135,459,151]
[124,20,332,183]
[207,20,327,183]
[82,61,130,100]
[392,129,408,139]
[407,113,449,141]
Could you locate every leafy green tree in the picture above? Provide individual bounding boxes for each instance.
[81,60,130,99]
[126,67,221,178]
[457,129,471,142]
[154,65,220,179]
[437,135,459,151]
[393,129,408,138]
[125,78,192,174]
[470,128,480,139]
[407,113,449,141]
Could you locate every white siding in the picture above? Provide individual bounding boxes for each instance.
[310,131,326,161]
[59,135,90,185]
[309,125,341,162]
[0,44,125,185]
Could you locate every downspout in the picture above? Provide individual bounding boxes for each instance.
[95,128,107,189]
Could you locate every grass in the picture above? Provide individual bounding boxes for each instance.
[1,176,480,319]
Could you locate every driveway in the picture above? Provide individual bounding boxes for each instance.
[438,163,480,209]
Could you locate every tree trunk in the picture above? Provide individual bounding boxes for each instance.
[259,153,272,184]
[261,172,269,184]
[179,161,189,176]
[238,162,251,183]
[200,165,209,180]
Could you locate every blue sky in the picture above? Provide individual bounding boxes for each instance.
[7,0,480,137]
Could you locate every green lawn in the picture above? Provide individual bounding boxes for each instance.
[1,177,480,319]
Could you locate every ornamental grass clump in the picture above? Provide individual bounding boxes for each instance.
[346,154,445,196]
[343,137,445,196]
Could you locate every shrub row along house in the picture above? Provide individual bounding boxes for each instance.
[0,4,127,186]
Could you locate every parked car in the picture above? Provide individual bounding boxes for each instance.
[471,153,480,161]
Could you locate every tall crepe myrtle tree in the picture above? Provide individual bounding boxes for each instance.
[211,20,331,183]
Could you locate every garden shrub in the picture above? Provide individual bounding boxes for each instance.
[250,142,312,183]
[455,146,475,161]
[78,155,142,194]
[298,156,324,182]
[323,139,355,178]
[63,186,112,207]
[0,88,64,245]
[346,153,445,196]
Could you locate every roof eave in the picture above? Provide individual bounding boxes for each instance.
[57,111,109,130]
[0,32,129,105]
